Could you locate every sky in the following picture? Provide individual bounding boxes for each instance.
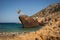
[0,0,60,23]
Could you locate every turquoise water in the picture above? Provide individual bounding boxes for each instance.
[0,23,41,32]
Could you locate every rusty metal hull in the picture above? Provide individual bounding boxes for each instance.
[19,15,40,28]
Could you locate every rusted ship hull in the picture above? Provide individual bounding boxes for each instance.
[17,9,44,28]
[19,15,40,28]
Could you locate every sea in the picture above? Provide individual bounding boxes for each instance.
[0,23,41,32]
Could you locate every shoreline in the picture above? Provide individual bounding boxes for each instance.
[0,32,27,35]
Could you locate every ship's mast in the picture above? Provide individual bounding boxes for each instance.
[17,9,21,14]
[17,9,25,16]
[17,9,22,24]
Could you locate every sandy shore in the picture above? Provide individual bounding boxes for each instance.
[0,18,60,40]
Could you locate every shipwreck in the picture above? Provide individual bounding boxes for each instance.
[17,9,43,28]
